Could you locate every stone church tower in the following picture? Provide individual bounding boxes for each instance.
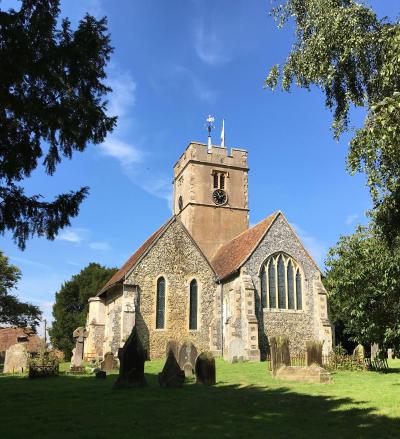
[173,142,249,259]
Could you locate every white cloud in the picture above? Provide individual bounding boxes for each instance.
[99,138,143,167]
[345,213,359,225]
[89,241,112,251]
[9,256,51,271]
[291,223,327,268]
[194,23,229,66]
[57,228,88,243]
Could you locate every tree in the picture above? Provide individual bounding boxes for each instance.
[0,0,116,249]
[324,227,400,350]
[49,263,117,357]
[266,0,400,243]
[0,250,41,328]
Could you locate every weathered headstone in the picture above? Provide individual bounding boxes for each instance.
[4,343,28,373]
[158,350,185,388]
[101,352,118,372]
[195,352,216,385]
[388,348,394,360]
[228,338,246,363]
[178,341,198,377]
[353,344,365,360]
[371,343,379,360]
[306,340,323,367]
[166,340,180,360]
[275,365,332,384]
[70,326,88,372]
[269,336,290,376]
[113,326,147,389]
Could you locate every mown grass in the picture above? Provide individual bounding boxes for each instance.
[1,359,400,439]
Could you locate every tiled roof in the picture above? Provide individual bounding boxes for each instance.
[211,212,279,280]
[0,327,42,353]
[97,219,172,295]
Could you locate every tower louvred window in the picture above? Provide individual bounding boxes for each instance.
[156,277,165,329]
[260,253,303,311]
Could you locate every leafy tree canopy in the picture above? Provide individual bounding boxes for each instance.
[324,227,400,350]
[0,250,42,328]
[49,262,117,357]
[266,0,400,243]
[0,0,116,249]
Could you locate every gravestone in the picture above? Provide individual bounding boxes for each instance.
[371,343,379,359]
[228,338,246,363]
[3,343,28,373]
[306,340,323,367]
[158,350,185,388]
[269,336,290,376]
[178,341,198,377]
[353,344,365,360]
[275,365,331,384]
[195,352,216,385]
[70,327,88,372]
[166,340,180,360]
[101,352,118,372]
[388,348,394,360]
[113,326,147,389]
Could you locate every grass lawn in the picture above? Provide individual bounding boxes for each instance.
[1,359,400,439]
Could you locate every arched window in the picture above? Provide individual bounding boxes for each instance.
[268,260,276,308]
[156,277,165,329]
[260,253,303,311]
[260,267,267,307]
[189,279,198,330]
[287,260,295,309]
[277,256,286,309]
[296,270,303,310]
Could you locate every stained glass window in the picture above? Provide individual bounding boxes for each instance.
[261,267,267,307]
[296,270,303,310]
[268,261,276,308]
[278,256,286,309]
[287,261,295,309]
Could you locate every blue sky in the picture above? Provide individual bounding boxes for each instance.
[1,0,399,332]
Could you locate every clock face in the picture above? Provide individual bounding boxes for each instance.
[213,189,228,206]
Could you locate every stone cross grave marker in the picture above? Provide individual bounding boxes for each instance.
[71,327,88,368]
[178,341,198,377]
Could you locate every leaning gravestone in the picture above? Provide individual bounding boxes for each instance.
[371,343,379,360]
[195,352,216,385]
[166,340,180,360]
[158,350,185,388]
[101,352,118,372]
[353,344,365,360]
[70,326,88,373]
[178,341,198,377]
[228,338,246,363]
[4,343,28,373]
[113,326,147,389]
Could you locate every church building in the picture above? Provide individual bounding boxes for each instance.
[84,140,333,361]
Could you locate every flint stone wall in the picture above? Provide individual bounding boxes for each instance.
[125,219,217,359]
[244,215,326,355]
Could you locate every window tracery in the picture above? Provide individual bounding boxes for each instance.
[260,253,303,311]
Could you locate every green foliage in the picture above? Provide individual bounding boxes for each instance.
[266,0,400,242]
[0,250,41,328]
[324,227,400,350]
[49,263,117,357]
[0,0,116,249]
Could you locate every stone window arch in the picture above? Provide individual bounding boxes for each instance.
[189,279,198,330]
[260,253,303,310]
[156,277,166,329]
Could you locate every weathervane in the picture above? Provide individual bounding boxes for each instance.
[206,114,215,152]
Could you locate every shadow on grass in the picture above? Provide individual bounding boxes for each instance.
[0,370,399,439]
